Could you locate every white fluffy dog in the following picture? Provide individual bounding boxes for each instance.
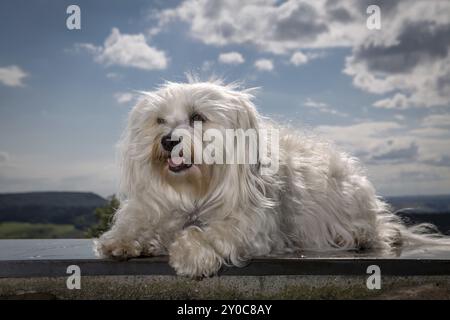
[95,78,448,277]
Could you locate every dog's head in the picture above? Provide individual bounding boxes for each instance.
[119,80,263,201]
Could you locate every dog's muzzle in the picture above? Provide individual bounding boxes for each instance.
[161,133,192,172]
[161,133,182,152]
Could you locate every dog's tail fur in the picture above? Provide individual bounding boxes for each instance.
[376,200,450,249]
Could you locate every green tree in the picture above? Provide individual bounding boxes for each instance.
[86,195,120,238]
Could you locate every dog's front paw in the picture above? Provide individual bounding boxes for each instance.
[94,233,142,260]
[169,228,223,278]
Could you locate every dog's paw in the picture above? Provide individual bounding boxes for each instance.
[169,228,223,278]
[141,237,167,256]
[94,234,142,260]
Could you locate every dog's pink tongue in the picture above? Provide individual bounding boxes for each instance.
[168,157,183,167]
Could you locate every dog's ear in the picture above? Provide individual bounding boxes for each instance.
[117,98,155,198]
[236,92,262,171]
[117,114,141,199]
[234,92,260,131]
[228,91,269,200]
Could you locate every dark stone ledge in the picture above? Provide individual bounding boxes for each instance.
[0,239,449,278]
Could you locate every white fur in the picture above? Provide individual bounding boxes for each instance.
[94,78,450,278]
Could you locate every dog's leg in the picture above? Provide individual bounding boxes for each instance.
[93,202,164,259]
[169,219,249,278]
[94,229,143,260]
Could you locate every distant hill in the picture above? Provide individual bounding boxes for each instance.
[384,195,450,234]
[0,192,107,230]
[384,194,450,213]
[0,192,448,237]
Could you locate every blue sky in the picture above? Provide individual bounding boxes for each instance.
[1,0,449,197]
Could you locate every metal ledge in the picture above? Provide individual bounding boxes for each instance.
[1,240,450,299]
[0,239,449,278]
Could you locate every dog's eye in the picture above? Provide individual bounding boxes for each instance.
[190,112,206,124]
[156,117,166,125]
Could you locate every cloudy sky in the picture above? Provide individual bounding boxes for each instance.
[0,0,449,197]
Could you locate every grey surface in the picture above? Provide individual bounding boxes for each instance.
[0,239,96,261]
[1,275,449,299]
[0,239,449,278]
[1,239,450,260]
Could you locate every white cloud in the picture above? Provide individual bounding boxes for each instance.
[254,59,273,71]
[314,117,450,194]
[290,51,308,66]
[371,141,419,163]
[303,98,348,117]
[304,98,327,109]
[0,65,28,87]
[74,43,100,55]
[343,1,450,109]
[156,0,366,54]
[290,51,326,66]
[315,121,405,157]
[315,119,449,166]
[114,92,135,104]
[155,0,450,109]
[410,127,450,139]
[78,28,168,70]
[422,114,450,128]
[373,93,410,109]
[218,51,245,65]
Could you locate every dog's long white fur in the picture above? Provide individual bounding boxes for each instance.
[94,78,450,277]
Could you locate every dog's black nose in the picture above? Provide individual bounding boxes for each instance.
[161,134,182,152]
